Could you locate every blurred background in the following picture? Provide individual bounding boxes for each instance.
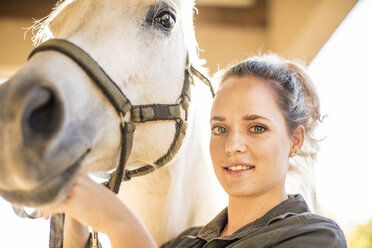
[1,0,372,247]
[0,0,357,76]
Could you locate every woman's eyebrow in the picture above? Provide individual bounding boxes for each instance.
[210,116,225,122]
[242,114,271,122]
[210,115,271,122]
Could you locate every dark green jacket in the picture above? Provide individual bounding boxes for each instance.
[161,194,346,248]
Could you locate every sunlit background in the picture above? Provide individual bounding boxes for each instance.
[309,0,372,240]
[1,0,371,247]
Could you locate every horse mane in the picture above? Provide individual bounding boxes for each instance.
[31,0,75,46]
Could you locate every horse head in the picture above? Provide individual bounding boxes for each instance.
[0,0,201,207]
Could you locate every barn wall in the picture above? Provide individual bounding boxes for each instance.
[0,0,358,78]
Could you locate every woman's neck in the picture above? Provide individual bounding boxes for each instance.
[221,190,287,236]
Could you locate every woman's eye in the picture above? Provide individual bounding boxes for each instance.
[249,125,267,134]
[211,126,227,135]
[154,11,175,30]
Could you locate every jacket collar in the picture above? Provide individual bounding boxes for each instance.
[197,194,310,242]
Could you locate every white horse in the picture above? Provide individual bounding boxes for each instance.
[0,0,224,246]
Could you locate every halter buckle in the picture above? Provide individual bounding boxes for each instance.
[120,111,131,127]
[92,231,99,248]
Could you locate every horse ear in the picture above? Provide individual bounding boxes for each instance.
[49,0,90,37]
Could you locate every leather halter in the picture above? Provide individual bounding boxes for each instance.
[21,39,215,248]
[28,39,215,193]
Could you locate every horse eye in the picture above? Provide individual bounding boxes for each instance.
[154,11,175,30]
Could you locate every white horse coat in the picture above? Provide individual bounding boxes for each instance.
[0,0,225,246]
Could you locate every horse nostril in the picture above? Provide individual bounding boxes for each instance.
[22,86,63,144]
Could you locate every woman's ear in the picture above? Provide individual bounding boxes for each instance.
[289,125,305,156]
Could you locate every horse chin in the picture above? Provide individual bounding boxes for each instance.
[0,150,89,207]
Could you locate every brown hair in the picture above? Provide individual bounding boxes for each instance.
[218,54,322,210]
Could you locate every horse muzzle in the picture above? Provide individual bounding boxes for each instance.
[0,69,90,206]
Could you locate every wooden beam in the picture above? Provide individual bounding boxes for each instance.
[0,0,267,27]
[289,0,358,61]
[0,0,56,19]
[194,0,267,27]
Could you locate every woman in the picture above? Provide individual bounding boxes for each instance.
[41,54,347,247]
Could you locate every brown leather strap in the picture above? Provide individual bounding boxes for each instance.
[107,122,136,192]
[124,119,187,180]
[28,39,132,116]
[130,104,183,123]
[190,65,215,97]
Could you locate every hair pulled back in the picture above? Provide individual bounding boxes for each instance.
[218,54,322,210]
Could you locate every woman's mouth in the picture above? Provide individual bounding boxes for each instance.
[223,163,256,175]
[225,165,255,171]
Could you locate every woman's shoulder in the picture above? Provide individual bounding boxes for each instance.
[279,210,345,236]
[247,211,347,248]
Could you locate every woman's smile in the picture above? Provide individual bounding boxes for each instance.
[223,162,256,175]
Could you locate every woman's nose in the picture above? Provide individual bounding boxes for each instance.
[225,131,247,154]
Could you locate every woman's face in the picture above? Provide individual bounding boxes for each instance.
[210,76,295,199]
